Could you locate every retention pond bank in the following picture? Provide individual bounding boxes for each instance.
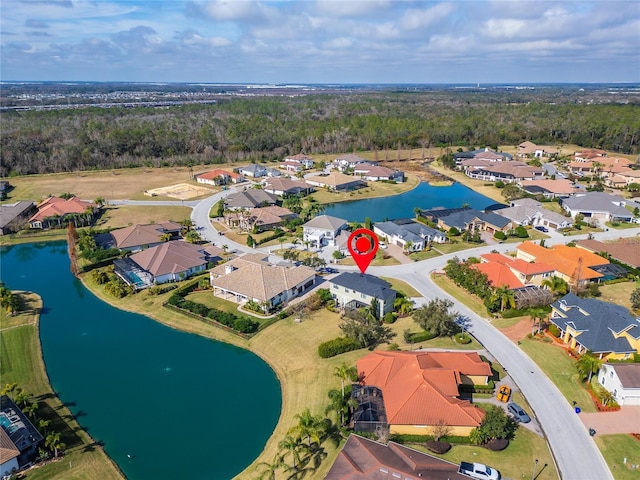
[0,242,281,480]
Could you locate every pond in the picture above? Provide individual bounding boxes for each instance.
[323,181,498,222]
[0,242,281,480]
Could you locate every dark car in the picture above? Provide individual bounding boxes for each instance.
[507,402,531,423]
[534,225,549,233]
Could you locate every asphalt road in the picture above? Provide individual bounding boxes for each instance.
[132,189,639,480]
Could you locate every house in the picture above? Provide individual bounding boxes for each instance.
[237,164,267,178]
[454,147,512,165]
[437,209,514,234]
[419,206,471,222]
[325,434,467,480]
[328,273,397,318]
[284,154,315,169]
[517,141,558,158]
[279,160,304,173]
[355,351,490,435]
[353,165,404,182]
[331,154,376,171]
[114,241,222,288]
[574,149,608,161]
[305,172,366,191]
[373,219,446,251]
[109,221,182,252]
[0,201,37,235]
[209,253,316,312]
[225,189,278,209]
[196,169,244,185]
[550,293,640,360]
[473,259,525,289]
[479,252,554,287]
[302,214,348,247]
[516,241,609,287]
[493,198,572,230]
[28,196,99,229]
[262,177,313,196]
[598,364,640,406]
[576,238,640,269]
[561,192,635,224]
[226,205,297,232]
[460,159,543,184]
[265,167,282,177]
[518,179,584,198]
[0,395,44,476]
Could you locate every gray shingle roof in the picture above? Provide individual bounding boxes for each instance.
[375,220,444,242]
[302,214,347,231]
[330,272,397,303]
[439,209,511,230]
[551,293,639,354]
[562,192,633,217]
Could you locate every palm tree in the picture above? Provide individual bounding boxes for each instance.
[542,276,569,297]
[333,363,357,397]
[394,296,414,317]
[529,308,547,335]
[576,353,602,383]
[278,435,305,469]
[491,286,516,311]
[160,233,172,242]
[45,432,65,458]
[289,409,324,447]
[257,453,288,480]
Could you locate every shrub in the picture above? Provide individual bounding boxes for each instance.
[383,312,397,324]
[493,231,506,240]
[455,333,472,344]
[548,324,560,337]
[407,330,437,343]
[318,337,362,358]
[425,440,451,454]
[485,438,509,451]
[234,317,259,333]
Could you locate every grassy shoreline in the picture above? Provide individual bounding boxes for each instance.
[0,291,124,480]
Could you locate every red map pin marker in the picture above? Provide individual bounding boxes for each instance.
[347,228,379,274]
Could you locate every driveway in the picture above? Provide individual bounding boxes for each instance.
[579,407,640,435]
[384,243,413,264]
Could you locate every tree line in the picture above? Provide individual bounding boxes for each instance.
[2,92,638,176]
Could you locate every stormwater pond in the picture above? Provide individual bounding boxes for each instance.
[0,241,281,480]
[323,181,498,222]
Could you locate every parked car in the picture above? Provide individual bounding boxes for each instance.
[507,402,531,423]
[497,385,511,403]
[459,461,501,480]
[379,242,387,249]
[534,225,549,233]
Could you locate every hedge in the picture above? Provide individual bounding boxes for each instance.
[390,434,474,445]
[165,294,258,334]
[318,337,362,358]
[408,330,437,343]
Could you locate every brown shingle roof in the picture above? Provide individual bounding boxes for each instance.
[210,254,315,302]
[576,238,640,268]
[0,428,19,464]
[130,241,217,276]
[611,364,640,389]
[110,222,182,249]
[358,351,488,428]
[326,435,466,480]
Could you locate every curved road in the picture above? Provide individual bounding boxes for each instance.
[125,190,639,480]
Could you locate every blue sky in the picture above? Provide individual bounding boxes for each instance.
[1,0,639,83]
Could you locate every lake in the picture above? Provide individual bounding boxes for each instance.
[0,242,281,479]
[323,181,498,222]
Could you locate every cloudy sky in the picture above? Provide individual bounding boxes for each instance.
[1,0,639,83]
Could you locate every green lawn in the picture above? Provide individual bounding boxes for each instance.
[0,294,123,480]
[407,426,558,480]
[433,241,487,254]
[431,274,489,318]
[380,277,422,297]
[595,434,640,480]
[599,280,640,311]
[519,338,596,413]
[309,173,420,205]
[605,221,639,230]
[409,249,441,261]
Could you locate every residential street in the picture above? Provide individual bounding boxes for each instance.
[133,189,640,480]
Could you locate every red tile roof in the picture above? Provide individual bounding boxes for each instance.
[517,241,607,281]
[30,196,94,222]
[481,252,555,275]
[473,262,524,289]
[357,351,489,428]
[197,169,241,180]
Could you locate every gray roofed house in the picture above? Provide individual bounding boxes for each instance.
[495,198,572,230]
[438,209,513,233]
[225,189,278,209]
[373,220,446,251]
[237,164,267,178]
[419,206,470,220]
[561,192,635,224]
[329,272,397,317]
[302,214,348,247]
[550,293,640,360]
[262,177,313,196]
[1,395,44,473]
[0,201,37,235]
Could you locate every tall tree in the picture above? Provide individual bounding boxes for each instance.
[413,298,458,337]
[576,353,602,383]
[333,363,357,398]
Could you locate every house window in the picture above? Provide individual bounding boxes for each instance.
[610,371,614,378]
[333,285,338,290]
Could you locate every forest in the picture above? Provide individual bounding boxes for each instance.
[2,90,639,176]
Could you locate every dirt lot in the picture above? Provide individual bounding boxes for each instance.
[145,182,215,200]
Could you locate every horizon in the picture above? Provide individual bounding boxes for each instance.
[2,1,639,84]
